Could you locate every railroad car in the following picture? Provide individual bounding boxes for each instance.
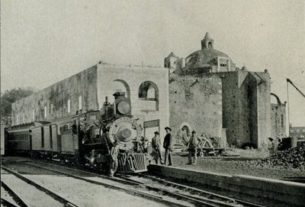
[7,92,148,176]
[1,123,5,155]
[7,127,31,155]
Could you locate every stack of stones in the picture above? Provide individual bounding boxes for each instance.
[258,143,305,169]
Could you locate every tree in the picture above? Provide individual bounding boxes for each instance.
[0,87,35,124]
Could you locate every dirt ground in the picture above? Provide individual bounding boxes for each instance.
[1,157,169,207]
[169,151,305,180]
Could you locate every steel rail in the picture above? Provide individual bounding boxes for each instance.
[234,199,265,207]
[139,175,266,207]
[23,159,264,207]
[143,185,238,207]
[1,166,79,207]
[1,198,19,207]
[117,175,239,207]
[18,162,190,207]
[26,161,240,207]
[1,180,28,207]
[140,174,236,202]
[31,159,140,186]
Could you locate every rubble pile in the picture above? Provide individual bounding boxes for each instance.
[258,143,305,169]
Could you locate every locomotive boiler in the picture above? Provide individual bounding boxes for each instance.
[6,92,148,176]
[78,92,147,175]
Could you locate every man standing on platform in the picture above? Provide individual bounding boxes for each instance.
[151,131,163,164]
[163,127,172,166]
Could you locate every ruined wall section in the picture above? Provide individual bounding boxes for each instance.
[12,66,98,126]
[221,70,271,148]
[271,103,287,138]
[221,72,241,146]
[169,74,222,142]
[253,72,271,147]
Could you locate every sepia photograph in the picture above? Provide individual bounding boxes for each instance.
[1,0,305,206]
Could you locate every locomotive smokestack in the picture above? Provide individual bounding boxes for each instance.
[113,91,126,99]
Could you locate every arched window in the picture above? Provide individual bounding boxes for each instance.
[113,79,130,98]
[138,81,159,111]
[138,81,158,100]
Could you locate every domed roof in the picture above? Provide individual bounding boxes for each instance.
[185,48,230,69]
[183,32,234,72]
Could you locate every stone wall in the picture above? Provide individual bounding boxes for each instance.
[271,103,287,139]
[271,103,286,138]
[254,72,271,147]
[169,74,222,143]
[221,70,271,148]
[11,66,98,125]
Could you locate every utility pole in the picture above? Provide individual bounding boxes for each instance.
[286,79,290,135]
[286,78,305,135]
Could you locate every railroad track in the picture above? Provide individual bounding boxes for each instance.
[1,198,19,207]
[7,162,190,207]
[20,161,258,207]
[129,174,265,207]
[6,158,266,207]
[1,180,27,207]
[117,174,243,207]
[1,166,78,207]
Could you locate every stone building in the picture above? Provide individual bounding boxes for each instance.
[166,33,272,148]
[11,63,170,142]
[270,93,287,138]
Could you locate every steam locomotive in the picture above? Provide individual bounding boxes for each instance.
[6,92,147,176]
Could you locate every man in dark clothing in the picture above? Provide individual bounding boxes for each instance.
[163,127,172,166]
[151,131,163,164]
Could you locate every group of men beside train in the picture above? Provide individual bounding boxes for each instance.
[140,127,201,166]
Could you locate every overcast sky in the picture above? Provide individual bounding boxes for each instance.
[1,0,304,126]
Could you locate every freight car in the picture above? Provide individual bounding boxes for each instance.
[7,92,147,176]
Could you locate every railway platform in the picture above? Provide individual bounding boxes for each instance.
[148,164,305,207]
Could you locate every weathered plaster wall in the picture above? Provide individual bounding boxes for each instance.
[11,62,170,145]
[169,74,222,142]
[12,66,98,125]
[97,63,170,143]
